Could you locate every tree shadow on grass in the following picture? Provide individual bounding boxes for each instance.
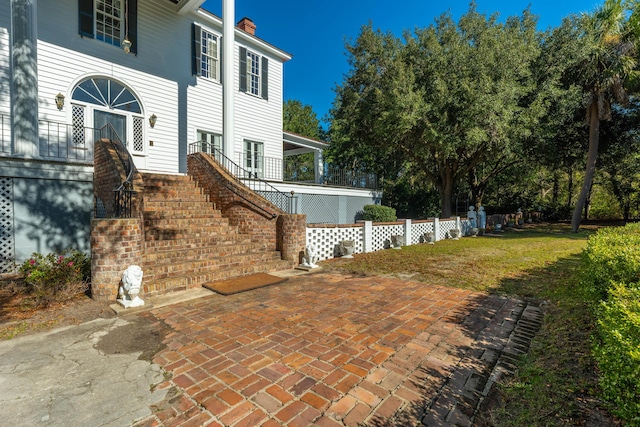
[361,250,611,426]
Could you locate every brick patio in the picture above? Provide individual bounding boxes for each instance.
[134,272,531,427]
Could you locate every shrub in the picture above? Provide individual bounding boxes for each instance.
[581,224,640,424]
[19,250,91,306]
[362,205,397,222]
[593,282,640,423]
[580,222,640,299]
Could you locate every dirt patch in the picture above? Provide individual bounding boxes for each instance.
[0,278,115,340]
[95,314,170,361]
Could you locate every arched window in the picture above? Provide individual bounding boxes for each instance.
[71,77,144,155]
[72,78,141,113]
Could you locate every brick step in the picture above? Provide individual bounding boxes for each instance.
[143,200,217,211]
[144,259,293,295]
[141,173,193,184]
[142,242,271,265]
[144,220,234,235]
[144,216,229,229]
[144,234,254,251]
[144,228,245,242]
[143,211,224,221]
[144,251,285,281]
[143,191,210,202]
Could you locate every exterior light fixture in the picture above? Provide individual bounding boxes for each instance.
[55,93,65,110]
[149,114,157,128]
[122,0,132,54]
[122,37,132,53]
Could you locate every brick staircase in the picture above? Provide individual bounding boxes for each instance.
[140,173,291,295]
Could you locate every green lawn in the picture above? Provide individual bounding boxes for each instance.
[324,223,616,426]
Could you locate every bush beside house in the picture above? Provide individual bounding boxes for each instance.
[362,205,397,222]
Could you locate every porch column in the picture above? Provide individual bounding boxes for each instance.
[222,0,235,158]
[11,0,39,157]
[314,149,323,184]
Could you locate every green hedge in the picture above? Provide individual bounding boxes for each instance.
[593,282,640,424]
[581,223,640,424]
[362,205,397,222]
[580,222,640,299]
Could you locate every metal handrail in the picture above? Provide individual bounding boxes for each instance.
[188,141,293,216]
[1,113,96,163]
[100,124,136,218]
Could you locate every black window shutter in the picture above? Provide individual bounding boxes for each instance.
[78,0,94,38]
[192,24,202,76]
[127,0,138,54]
[261,57,268,100]
[239,47,247,93]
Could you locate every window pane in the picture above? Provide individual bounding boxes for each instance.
[246,51,261,96]
[200,30,219,80]
[96,0,122,47]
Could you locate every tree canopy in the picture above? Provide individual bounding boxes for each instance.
[325,1,640,222]
[328,6,544,217]
[570,0,640,231]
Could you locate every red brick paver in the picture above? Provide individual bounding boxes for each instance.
[133,273,504,426]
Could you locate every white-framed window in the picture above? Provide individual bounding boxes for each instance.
[71,77,145,155]
[96,0,123,47]
[244,140,264,178]
[79,0,137,53]
[200,30,219,81]
[239,47,268,100]
[197,130,222,157]
[247,51,261,96]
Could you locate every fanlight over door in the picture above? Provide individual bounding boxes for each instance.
[71,77,145,155]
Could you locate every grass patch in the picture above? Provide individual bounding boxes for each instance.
[324,223,617,425]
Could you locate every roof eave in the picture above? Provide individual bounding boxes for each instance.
[283,131,328,150]
[196,9,292,62]
[175,0,205,15]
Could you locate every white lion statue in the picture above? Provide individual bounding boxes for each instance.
[301,244,319,268]
[117,265,144,308]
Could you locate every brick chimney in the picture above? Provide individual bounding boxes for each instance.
[237,17,256,35]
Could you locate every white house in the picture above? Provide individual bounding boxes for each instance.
[0,0,380,272]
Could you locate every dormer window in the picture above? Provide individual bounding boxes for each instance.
[78,0,138,53]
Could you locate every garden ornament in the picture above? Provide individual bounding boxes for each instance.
[118,265,144,308]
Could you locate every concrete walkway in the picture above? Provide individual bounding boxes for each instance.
[0,272,540,426]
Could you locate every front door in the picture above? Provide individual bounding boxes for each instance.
[94,110,127,144]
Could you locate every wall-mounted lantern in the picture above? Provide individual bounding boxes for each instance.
[55,93,65,110]
[122,37,132,54]
[149,114,157,128]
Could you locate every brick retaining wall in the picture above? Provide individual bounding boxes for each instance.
[90,218,143,302]
[188,153,283,249]
[277,214,307,264]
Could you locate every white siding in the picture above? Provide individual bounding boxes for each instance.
[233,44,284,166]
[0,0,11,116]
[4,0,287,174]
[186,22,224,149]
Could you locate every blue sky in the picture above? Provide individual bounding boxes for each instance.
[202,0,602,124]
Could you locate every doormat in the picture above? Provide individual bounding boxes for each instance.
[203,273,288,296]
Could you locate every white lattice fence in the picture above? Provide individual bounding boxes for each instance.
[306,217,470,263]
[0,177,14,273]
[438,219,458,240]
[307,226,363,261]
[371,223,404,251]
[412,221,434,244]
